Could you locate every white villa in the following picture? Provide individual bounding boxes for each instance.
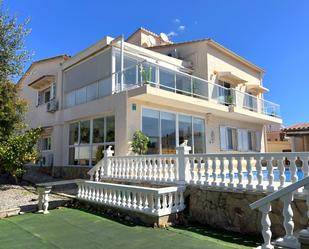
[18,27,282,168]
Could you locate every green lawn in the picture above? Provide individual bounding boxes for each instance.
[0,208,260,249]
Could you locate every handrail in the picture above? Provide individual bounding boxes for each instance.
[250,176,309,210]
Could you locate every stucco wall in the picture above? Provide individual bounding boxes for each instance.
[127,98,265,153]
[19,59,63,128]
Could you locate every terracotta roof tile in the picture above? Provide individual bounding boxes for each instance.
[282,123,309,132]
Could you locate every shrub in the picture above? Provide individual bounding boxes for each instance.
[131,131,149,155]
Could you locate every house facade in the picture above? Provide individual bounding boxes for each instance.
[266,124,291,152]
[282,123,309,152]
[18,28,282,168]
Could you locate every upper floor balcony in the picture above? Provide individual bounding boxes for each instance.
[64,60,281,123]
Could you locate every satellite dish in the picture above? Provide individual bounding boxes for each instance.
[160,32,169,43]
[148,35,156,46]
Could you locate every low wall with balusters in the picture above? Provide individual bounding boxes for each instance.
[89,145,309,194]
[76,180,185,226]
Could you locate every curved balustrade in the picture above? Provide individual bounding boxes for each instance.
[77,181,185,216]
[250,176,309,249]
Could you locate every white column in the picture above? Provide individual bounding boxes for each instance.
[259,203,274,249]
[104,146,114,178]
[275,193,299,249]
[176,141,191,184]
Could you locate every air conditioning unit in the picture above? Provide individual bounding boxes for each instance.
[46,99,58,112]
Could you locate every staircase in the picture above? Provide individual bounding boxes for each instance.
[250,176,309,249]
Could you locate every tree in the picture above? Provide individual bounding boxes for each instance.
[131,131,149,155]
[0,3,41,182]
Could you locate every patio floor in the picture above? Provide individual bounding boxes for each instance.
[0,208,261,249]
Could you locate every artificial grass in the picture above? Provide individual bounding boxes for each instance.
[0,208,260,249]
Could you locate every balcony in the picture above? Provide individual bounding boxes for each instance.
[115,61,281,119]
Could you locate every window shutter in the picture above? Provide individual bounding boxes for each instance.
[220,126,227,150]
[256,131,261,152]
[36,92,39,106]
[237,129,243,151]
[242,130,249,152]
[50,83,56,100]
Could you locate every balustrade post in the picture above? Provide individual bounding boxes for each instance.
[104,146,114,178]
[259,203,273,249]
[299,184,309,248]
[176,141,191,185]
[267,157,275,192]
[275,193,299,248]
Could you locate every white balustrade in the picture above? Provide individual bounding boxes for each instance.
[250,176,309,249]
[89,146,309,194]
[77,181,185,217]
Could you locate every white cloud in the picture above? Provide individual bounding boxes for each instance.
[178,25,185,31]
[173,18,180,24]
[167,31,178,38]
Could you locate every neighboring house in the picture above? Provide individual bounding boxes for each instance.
[18,27,282,169]
[266,124,291,152]
[282,123,309,152]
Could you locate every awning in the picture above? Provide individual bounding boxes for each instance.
[215,71,247,84]
[28,75,55,90]
[246,83,269,93]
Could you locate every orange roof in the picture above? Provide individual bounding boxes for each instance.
[282,123,309,132]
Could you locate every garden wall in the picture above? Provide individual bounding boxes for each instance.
[184,185,309,237]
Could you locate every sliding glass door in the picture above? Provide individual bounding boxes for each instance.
[142,108,206,154]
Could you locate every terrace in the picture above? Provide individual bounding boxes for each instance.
[64,59,281,123]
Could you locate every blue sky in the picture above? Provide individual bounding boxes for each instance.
[4,0,309,126]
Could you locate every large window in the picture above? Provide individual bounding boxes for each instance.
[68,116,115,166]
[142,108,206,154]
[142,109,160,154]
[161,112,176,154]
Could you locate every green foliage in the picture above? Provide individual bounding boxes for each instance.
[226,95,234,105]
[0,80,27,142]
[139,65,152,84]
[131,131,149,155]
[0,4,41,180]
[0,4,31,82]
[0,128,42,176]
[95,145,104,163]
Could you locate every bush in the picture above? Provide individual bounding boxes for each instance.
[131,131,149,155]
[0,128,42,183]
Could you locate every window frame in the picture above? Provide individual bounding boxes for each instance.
[68,115,115,167]
[141,106,207,154]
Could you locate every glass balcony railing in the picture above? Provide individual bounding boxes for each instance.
[64,60,280,118]
[114,61,280,118]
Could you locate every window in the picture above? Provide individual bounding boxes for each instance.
[93,118,105,143]
[68,116,115,166]
[220,126,260,152]
[41,137,51,151]
[248,131,257,151]
[142,109,160,154]
[193,118,206,153]
[142,108,206,154]
[179,115,192,148]
[76,87,87,105]
[37,87,51,105]
[161,112,176,154]
[86,83,98,102]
